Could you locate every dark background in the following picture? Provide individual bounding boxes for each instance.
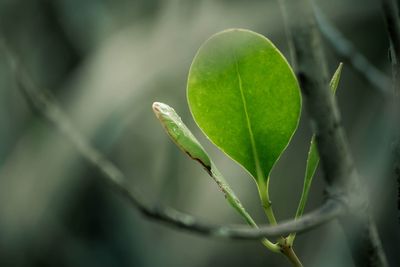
[0,0,398,266]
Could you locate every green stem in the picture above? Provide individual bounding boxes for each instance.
[261,238,281,253]
[282,246,303,267]
[287,229,296,245]
[287,142,317,244]
[211,166,280,252]
[257,176,278,225]
[256,175,302,265]
[278,238,304,267]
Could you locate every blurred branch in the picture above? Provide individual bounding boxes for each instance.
[313,4,391,95]
[381,0,400,217]
[381,0,400,94]
[0,38,346,240]
[279,0,388,266]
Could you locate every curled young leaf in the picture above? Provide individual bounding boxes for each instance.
[153,102,211,173]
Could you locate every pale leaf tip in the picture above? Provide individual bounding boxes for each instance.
[152,102,171,119]
[152,101,163,113]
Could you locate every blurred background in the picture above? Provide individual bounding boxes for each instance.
[0,0,399,266]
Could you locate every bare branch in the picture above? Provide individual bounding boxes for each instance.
[0,39,346,241]
[279,0,388,266]
[314,4,391,95]
[135,198,344,240]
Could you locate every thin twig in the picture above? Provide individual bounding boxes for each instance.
[0,39,346,240]
[314,4,391,95]
[279,0,388,266]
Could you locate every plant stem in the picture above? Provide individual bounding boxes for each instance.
[282,246,303,267]
[257,176,303,266]
[278,238,303,267]
[212,167,280,252]
[257,177,278,225]
[261,239,281,253]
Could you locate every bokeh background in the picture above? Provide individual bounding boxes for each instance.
[0,0,399,266]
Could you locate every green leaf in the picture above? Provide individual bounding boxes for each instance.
[153,102,212,173]
[288,63,343,245]
[187,29,301,185]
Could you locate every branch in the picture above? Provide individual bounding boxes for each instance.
[0,38,346,241]
[314,4,391,95]
[381,0,400,222]
[381,0,400,95]
[279,0,388,266]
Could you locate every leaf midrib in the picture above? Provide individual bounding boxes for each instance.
[233,54,264,182]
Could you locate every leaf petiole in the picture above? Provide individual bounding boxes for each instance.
[257,177,278,225]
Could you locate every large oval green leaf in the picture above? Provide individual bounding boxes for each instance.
[187,29,301,184]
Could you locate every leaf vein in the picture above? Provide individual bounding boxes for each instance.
[233,54,264,182]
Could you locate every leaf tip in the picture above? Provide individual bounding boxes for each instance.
[330,63,344,94]
[152,102,180,125]
[152,101,167,118]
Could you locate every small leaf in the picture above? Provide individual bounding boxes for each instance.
[187,29,301,184]
[152,102,212,173]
